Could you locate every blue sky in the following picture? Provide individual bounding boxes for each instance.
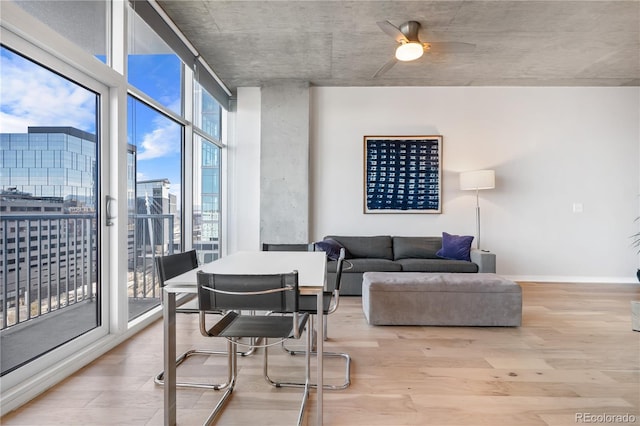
[0,47,183,199]
[0,47,97,134]
[127,54,182,194]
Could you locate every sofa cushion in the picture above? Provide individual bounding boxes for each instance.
[436,232,474,261]
[397,258,479,273]
[335,258,402,273]
[392,236,442,260]
[325,235,393,260]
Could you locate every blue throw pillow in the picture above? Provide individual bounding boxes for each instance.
[315,238,348,261]
[436,232,474,261]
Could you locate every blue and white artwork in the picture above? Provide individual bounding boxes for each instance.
[364,135,442,213]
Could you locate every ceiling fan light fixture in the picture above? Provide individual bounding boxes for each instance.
[395,42,424,61]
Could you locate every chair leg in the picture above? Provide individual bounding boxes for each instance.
[265,315,351,391]
[267,350,351,390]
[155,348,232,390]
[281,314,326,352]
[263,332,311,426]
[239,336,263,356]
[203,337,290,426]
[203,339,237,426]
[323,314,328,341]
[296,320,311,426]
[155,336,260,389]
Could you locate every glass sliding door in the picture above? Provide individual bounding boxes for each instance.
[0,46,101,376]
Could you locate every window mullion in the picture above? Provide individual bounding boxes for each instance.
[183,66,194,251]
[126,87,187,127]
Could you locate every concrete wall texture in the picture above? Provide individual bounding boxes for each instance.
[260,82,310,245]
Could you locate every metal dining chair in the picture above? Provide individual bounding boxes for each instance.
[264,246,352,390]
[154,250,232,390]
[197,270,311,426]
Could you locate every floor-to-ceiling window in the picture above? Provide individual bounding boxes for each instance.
[127,96,182,319]
[126,3,185,320]
[0,45,104,376]
[193,82,222,264]
[0,0,229,413]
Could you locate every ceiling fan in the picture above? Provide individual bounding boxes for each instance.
[373,20,476,78]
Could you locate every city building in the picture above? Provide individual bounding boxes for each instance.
[0,127,97,207]
[0,127,99,335]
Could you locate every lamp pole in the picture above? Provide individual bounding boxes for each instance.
[460,169,495,252]
[475,187,481,250]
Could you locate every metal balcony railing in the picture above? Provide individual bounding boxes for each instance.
[0,211,192,328]
[0,214,97,331]
[127,214,178,320]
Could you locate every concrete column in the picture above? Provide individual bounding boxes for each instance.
[260,81,310,244]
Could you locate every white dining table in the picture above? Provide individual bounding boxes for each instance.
[162,250,326,425]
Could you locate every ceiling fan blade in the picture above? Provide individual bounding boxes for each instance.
[427,41,476,54]
[377,21,408,43]
[372,57,398,79]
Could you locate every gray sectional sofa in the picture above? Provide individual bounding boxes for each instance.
[324,235,496,296]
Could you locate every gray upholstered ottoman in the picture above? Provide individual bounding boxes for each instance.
[362,272,522,326]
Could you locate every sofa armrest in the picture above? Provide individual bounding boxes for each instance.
[470,249,496,273]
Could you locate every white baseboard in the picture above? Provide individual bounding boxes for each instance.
[502,275,639,284]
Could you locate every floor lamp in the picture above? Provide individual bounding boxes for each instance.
[460,170,495,250]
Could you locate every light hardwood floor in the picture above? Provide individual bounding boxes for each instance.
[2,282,639,426]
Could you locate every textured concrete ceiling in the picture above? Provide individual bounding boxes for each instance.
[157,0,640,94]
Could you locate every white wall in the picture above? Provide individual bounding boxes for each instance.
[230,86,639,282]
[226,87,261,252]
[309,87,640,282]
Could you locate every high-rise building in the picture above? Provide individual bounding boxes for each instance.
[135,179,179,253]
[0,127,98,328]
[0,126,97,208]
[193,139,220,263]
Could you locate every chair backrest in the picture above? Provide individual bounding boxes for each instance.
[311,244,346,292]
[197,271,300,313]
[334,247,346,292]
[156,250,198,287]
[261,243,313,252]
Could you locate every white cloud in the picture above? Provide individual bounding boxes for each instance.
[0,111,31,133]
[136,119,180,160]
[0,50,97,134]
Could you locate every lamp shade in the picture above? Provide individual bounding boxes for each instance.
[460,170,495,191]
[395,42,424,61]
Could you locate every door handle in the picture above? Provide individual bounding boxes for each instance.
[106,195,117,226]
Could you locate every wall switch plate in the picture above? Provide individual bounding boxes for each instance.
[572,202,583,213]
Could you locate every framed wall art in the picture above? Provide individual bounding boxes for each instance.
[364,135,442,214]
